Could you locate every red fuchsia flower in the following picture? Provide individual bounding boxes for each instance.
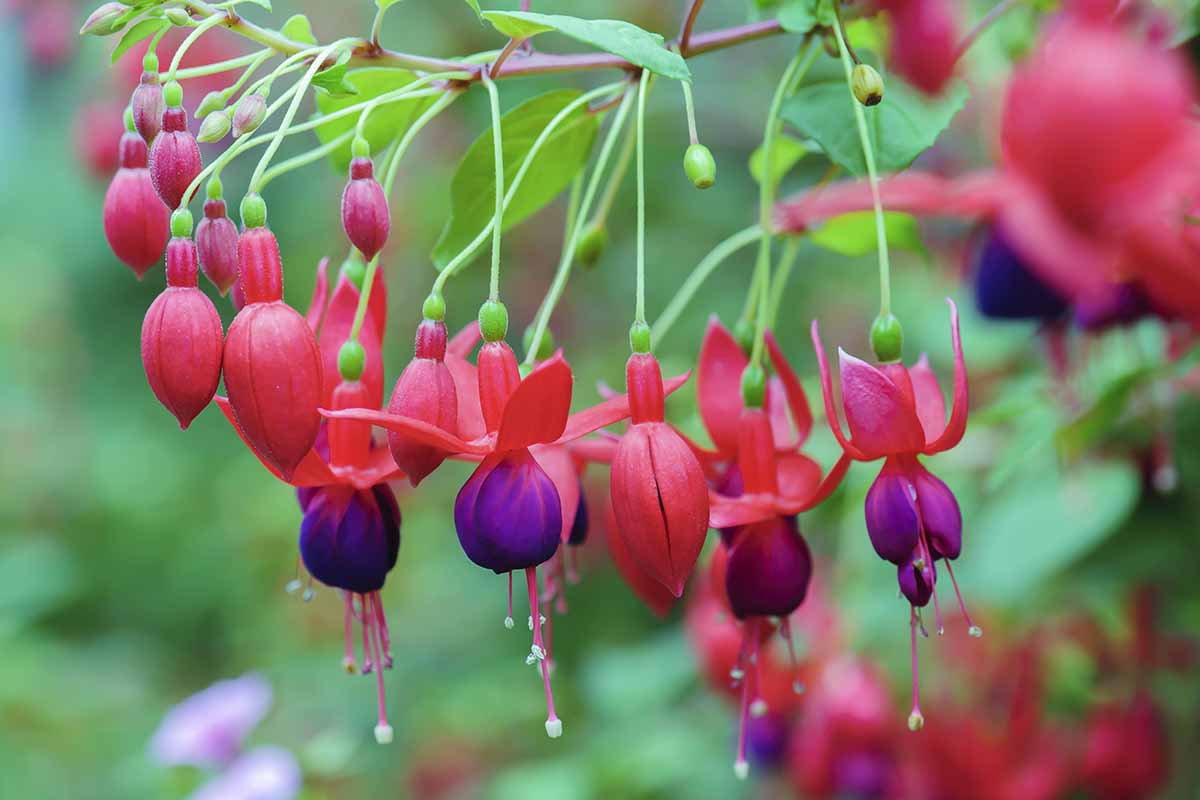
[1080,692,1169,800]
[341,145,391,262]
[141,220,224,430]
[149,82,203,210]
[195,193,240,296]
[222,197,323,481]
[130,55,165,145]
[21,0,74,69]
[219,259,406,744]
[610,350,710,598]
[104,115,171,278]
[304,256,387,411]
[874,0,960,95]
[812,300,974,730]
[74,101,126,181]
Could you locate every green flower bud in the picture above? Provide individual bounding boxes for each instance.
[197,110,231,143]
[740,364,766,408]
[338,339,366,381]
[240,194,267,229]
[478,300,509,343]
[164,8,192,27]
[79,3,127,36]
[733,317,755,356]
[683,143,716,190]
[852,63,885,107]
[574,222,608,269]
[171,209,194,238]
[163,80,184,108]
[870,312,904,363]
[340,250,366,290]
[352,136,371,159]
[422,292,446,322]
[522,325,555,362]
[195,90,227,119]
[629,320,652,354]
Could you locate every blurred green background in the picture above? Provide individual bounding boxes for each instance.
[2,1,1198,797]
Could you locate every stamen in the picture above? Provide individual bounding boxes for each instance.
[554,553,569,615]
[505,571,514,629]
[908,607,924,732]
[779,618,805,694]
[285,579,303,595]
[302,576,315,603]
[733,618,759,781]
[373,593,394,669]
[365,594,392,744]
[342,592,357,674]
[943,558,982,637]
[526,567,562,738]
[360,595,374,674]
[566,546,580,584]
[913,495,944,636]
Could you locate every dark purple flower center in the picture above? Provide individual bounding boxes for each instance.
[974,226,1069,321]
[724,515,812,619]
[298,484,401,593]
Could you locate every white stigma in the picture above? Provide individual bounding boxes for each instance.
[341,657,357,675]
[545,718,563,738]
[750,699,768,717]
[302,587,315,603]
[504,615,514,629]
[734,760,749,780]
[968,625,984,638]
[907,711,925,732]
[374,723,394,744]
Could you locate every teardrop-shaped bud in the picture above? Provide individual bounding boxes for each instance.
[386,320,458,486]
[454,449,562,574]
[79,3,127,36]
[231,91,267,138]
[341,157,391,261]
[131,69,165,144]
[103,131,170,277]
[195,198,239,295]
[724,516,812,619]
[196,109,231,143]
[141,236,224,429]
[300,484,401,593]
[223,223,323,479]
[149,106,202,209]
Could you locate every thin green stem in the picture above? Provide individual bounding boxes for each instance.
[173,50,269,80]
[680,79,699,145]
[258,129,355,189]
[830,13,891,316]
[224,50,273,100]
[432,82,625,294]
[591,109,636,227]
[764,238,800,332]
[168,12,226,81]
[748,38,818,368]
[562,174,584,258]
[634,69,652,326]
[250,39,357,192]
[148,24,168,57]
[480,71,505,302]
[369,4,386,47]
[651,225,761,344]
[524,88,636,367]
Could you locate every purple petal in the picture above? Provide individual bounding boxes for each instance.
[725,516,812,619]
[299,485,401,593]
[897,551,935,607]
[746,711,792,769]
[864,462,920,564]
[149,674,273,769]
[913,467,962,560]
[189,746,302,800]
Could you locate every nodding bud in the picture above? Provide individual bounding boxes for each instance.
[237,224,284,305]
[852,63,885,106]
[195,90,226,119]
[79,2,126,36]
[131,70,165,144]
[341,156,390,261]
[149,106,202,209]
[386,320,458,486]
[232,91,267,138]
[197,110,231,143]
[574,222,608,268]
[141,236,224,429]
[869,313,903,363]
[104,130,170,277]
[195,198,239,295]
[683,143,717,189]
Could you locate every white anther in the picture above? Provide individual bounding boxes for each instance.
[729,667,745,681]
[750,699,768,717]
[907,711,925,732]
[545,718,563,738]
[792,680,806,695]
[284,579,303,594]
[302,587,315,603]
[504,615,515,629]
[968,625,984,638]
[734,760,749,780]
[374,723,394,744]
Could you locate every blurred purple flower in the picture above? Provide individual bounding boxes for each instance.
[150,673,273,768]
[189,746,301,800]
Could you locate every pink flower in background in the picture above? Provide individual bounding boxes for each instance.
[149,673,272,769]
[190,746,301,800]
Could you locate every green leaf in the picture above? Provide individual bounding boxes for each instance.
[313,68,437,171]
[776,0,833,33]
[809,211,925,257]
[110,17,168,65]
[748,134,807,187]
[311,50,357,98]
[432,89,600,269]
[481,12,691,80]
[462,0,483,19]
[280,14,316,45]
[781,73,969,176]
[376,0,405,9]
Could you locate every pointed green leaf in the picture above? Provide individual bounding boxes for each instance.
[311,50,357,98]
[313,68,437,171]
[809,211,925,257]
[280,14,317,45]
[481,11,691,80]
[110,17,168,65]
[432,90,600,269]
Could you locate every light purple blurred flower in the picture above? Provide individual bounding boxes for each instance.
[189,746,302,800]
[150,673,273,768]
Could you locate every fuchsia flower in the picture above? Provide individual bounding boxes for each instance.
[130,62,164,144]
[74,101,125,181]
[875,0,961,95]
[195,197,240,296]
[149,90,202,210]
[104,122,170,277]
[341,154,390,262]
[812,300,974,730]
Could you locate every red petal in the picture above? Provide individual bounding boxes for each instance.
[304,258,330,332]
[838,348,926,459]
[320,407,486,455]
[924,299,969,454]
[765,330,813,448]
[696,316,747,455]
[447,320,481,358]
[809,321,869,461]
[908,355,947,444]
[532,444,580,543]
[775,453,823,507]
[557,371,692,444]
[445,352,486,441]
[566,436,618,465]
[778,452,852,515]
[342,446,406,490]
[215,396,336,487]
[495,352,573,451]
[709,496,775,529]
[603,494,676,618]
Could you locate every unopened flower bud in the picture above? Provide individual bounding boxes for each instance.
[197,109,231,143]
[574,221,607,268]
[164,7,192,26]
[870,312,904,363]
[683,143,716,189]
[852,63,885,107]
[740,364,765,408]
[478,300,508,343]
[338,339,366,381]
[232,91,267,138]
[79,2,126,36]
[195,90,227,119]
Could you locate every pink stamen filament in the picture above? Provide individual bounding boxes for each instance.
[566,546,580,584]
[373,593,394,669]
[505,571,515,628]
[780,617,804,694]
[908,607,924,731]
[943,558,982,636]
[526,567,562,737]
[365,591,392,743]
[911,486,944,635]
[342,592,357,673]
[733,617,759,779]
[360,594,374,674]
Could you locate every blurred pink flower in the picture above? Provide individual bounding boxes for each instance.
[190,746,301,800]
[149,673,273,768]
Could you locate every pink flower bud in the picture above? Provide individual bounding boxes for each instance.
[132,71,165,144]
[195,198,239,295]
[341,157,390,261]
[149,107,202,209]
[103,131,170,277]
